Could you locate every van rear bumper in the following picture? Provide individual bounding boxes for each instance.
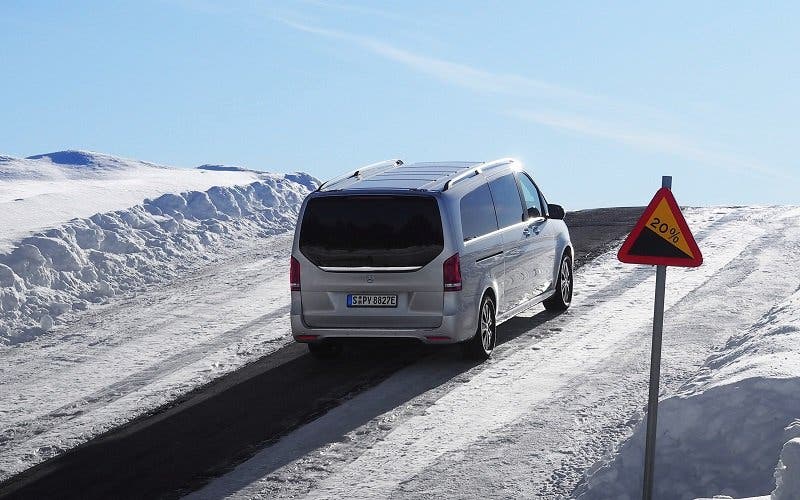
[291,309,475,344]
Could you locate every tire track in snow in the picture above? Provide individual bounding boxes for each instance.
[0,257,286,424]
[584,207,746,301]
[0,233,293,386]
[1,306,290,445]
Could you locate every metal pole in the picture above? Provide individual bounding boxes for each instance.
[642,175,671,500]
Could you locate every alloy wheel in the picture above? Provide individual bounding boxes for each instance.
[560,258,572,305]
[480,299,495,353]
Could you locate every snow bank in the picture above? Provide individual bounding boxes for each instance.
[0,151,266,251]
[575,287,800,500]
[0,173,316,345]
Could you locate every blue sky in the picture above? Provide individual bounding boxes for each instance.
[1,1,797,208]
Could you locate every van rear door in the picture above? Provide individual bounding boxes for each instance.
[297,194,444,329]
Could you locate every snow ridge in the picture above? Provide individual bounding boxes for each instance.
[0,175,315,345]
[26,150,163,170]
[576,284,800,500]
[1,150,163,181]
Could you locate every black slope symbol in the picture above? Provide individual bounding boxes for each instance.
[628,227,692,259]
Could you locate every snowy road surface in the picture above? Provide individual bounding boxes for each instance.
[0,205,639,498]
[2,205,798,500]
[0,233,294,481]
[192,206,800,499]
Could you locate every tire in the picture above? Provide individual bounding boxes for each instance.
[462,294,496,360]
[307,341,343,360]
[543,253,573,311]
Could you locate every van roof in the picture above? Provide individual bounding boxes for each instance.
[316,158,518,192]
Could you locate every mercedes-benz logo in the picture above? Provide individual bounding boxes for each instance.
[366,274,374,283]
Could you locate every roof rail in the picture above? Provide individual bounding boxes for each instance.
[442,158,515,191]
[316,159,404,191]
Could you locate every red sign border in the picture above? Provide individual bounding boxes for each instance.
[617,187,703,267]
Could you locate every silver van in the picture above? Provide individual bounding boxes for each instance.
[290,158,573,360]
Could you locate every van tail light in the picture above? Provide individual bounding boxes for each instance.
[443,253,462,291]
[290,256,301,291]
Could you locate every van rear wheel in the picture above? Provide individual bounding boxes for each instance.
[307,341,343,360]
[462,294,496,360]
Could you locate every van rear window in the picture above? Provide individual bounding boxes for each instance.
[299,195,444,268]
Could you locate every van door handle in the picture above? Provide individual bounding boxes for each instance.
[523,225,540,237]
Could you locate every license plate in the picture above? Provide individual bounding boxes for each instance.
[347,294,398,307]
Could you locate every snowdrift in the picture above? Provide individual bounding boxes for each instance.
[0,173,316,345]
[575,287,800,500]
[0,151,265,251]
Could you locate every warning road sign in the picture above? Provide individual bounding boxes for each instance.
[618,187,702,267]
[618,177,703,500]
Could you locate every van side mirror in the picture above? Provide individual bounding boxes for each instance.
[547,203,565,220]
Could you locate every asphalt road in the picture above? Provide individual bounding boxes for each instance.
[0,207,644,500]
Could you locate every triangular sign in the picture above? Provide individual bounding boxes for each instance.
[618,187,702,267]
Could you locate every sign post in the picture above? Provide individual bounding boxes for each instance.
[617,176,702,500]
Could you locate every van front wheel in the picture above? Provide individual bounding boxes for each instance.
[543,253,573,311]
[462,294,496,360]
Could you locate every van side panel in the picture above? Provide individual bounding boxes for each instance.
[460,235,503,330]
[452,181,504,335]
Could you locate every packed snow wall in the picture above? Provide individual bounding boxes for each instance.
[575,286,800,500]
[0,173,316,344]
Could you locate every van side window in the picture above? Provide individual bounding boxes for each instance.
[488,174,525,228]
[516,172,544,218]
[460,183,499,241]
